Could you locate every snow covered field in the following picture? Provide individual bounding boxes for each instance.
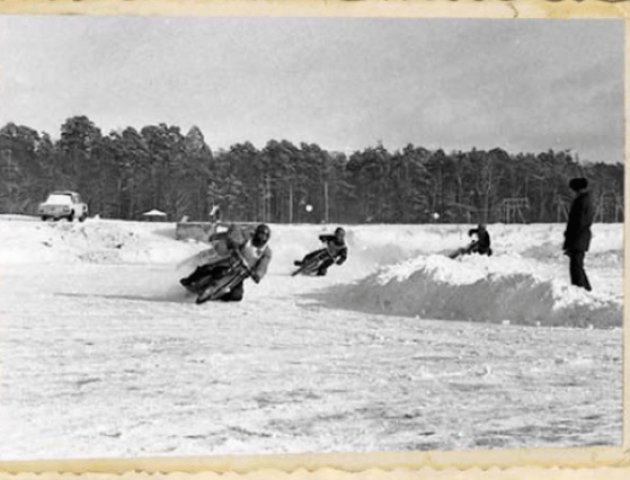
[0,216,623,460]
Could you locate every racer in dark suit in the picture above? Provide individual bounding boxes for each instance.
[449,224,492,259]
[466,224,492,256]
[294,227,348,276]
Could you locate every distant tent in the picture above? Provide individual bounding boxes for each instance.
[142,209,167,221]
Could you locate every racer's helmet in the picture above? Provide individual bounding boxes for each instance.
[334,226,346,241]
[252,223,271,248]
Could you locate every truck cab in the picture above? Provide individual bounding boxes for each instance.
[38,191,88,222]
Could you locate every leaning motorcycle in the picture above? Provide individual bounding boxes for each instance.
[291,248,334,277]
[193,249,252,304]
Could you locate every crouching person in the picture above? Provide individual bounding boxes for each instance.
[466,224,492,256]
[181,223,272,302]
[448,224,492,259]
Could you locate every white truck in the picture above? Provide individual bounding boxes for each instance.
[38,191,88,222]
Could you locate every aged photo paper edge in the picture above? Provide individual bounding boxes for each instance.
[0,0,628,478]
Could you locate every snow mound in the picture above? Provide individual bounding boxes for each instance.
[319,254,622,329]
[0,218,203,265]
[0,217,622,329]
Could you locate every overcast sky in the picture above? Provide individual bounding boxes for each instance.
[0,16,624,163]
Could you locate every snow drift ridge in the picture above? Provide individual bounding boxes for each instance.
[1,217,622,329]
[319,255,622,329]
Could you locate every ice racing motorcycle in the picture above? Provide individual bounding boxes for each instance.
[291,248,335,277]
[191,249,252,304]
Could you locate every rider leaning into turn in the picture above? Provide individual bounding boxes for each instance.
[294,226,348,276]
[180,223,272,302]
[466,224,492,256]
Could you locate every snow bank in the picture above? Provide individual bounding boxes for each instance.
[0,217,622,328]
[1,217,621,266]
[316,253,622,329]
[0,217,201,265]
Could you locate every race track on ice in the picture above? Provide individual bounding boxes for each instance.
[0,216,622,459]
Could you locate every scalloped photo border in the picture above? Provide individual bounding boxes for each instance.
[0,1,628,479]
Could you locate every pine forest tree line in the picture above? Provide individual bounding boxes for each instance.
[0,116,624,224]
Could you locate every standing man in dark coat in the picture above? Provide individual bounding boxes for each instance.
[563,177,594,291]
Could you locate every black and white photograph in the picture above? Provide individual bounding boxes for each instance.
[0,16,624,460]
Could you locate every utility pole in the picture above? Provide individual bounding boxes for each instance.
[289,184,293,224]
[323,181,329,223]
[266,175,272,223]
[260,181,265,222]
[261,176,271,223]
